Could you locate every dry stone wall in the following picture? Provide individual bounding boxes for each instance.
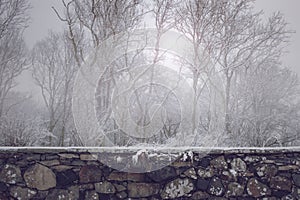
[0,148,300,199]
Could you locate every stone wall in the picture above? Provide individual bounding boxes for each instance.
[0,148,300,199]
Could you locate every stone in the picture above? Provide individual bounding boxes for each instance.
[95,181,116,194]
[0,182,8,192]
[226,182,244,197]
[79,165,102,183]
[116,191,127,199]
[85,191,99,200]
[0,164,22,184]
[207,177,225,197]
[192,191,210,199]
[114,183,126,192]
[107,171,144,182]
[230,158,247,172]
[68,185,79,199]
[199,157,211,168]
[39,160,60,166]
[45,189,69,200]
[51,165,73,172]
[10,186,37,200]
[247,178,271,198]
[255,164,278,179]
[58,153,79,159]
[128,183,160,198]
[80,154,98,160]
[292,173,300,187]
[278,165,299,171]
[148,166,177,182]
[197,178,210,191]
[270,176,292,192]
[26,154,41,161]
[56,169,78,187]
[198,167,214,178]
[210,156,228,170]
[184,168,197,179]
[24,163,56,190]
[161,178,194,199]
[0,193,9,200]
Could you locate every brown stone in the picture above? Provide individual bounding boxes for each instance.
[79,165,102,183]
[270,176,292,192]
[128,183,160,198]
[24,164,56,190]
[0,164,22,184]
[247,178,271,198]
[192,191,210,199]
[107,171,144,182]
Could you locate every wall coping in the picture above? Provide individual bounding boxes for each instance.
[0,146,300,154]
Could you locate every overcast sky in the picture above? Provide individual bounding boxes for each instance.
[18,0,300,102]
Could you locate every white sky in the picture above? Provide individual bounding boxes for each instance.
[17,0,300,103]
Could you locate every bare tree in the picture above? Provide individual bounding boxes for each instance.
[53,0,142,67]
[32,32,78,146]
[0,0,30,117]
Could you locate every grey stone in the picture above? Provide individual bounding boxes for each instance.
[198,167,214,178]
[80,154,98,160]
[114,183,126,192]
[95,181,116,194]
[24,163,56,190]
[292,173,300,187]
[56,169,78,187]
[10,186,36,200]
[184,168,197,179]
[161,178,194,199]
[39,160,60,166]
[0,182,8,192]
[0,164,22,184]
[210,156,228,170]
[58,153,79,159]
[148,166,177,182]
[255,164,278,179]
[247,178,271,198]
[226,182,244,197]
[45,189,69,200]
[128,183,160,198]
[207,177,225,197]
[197,178,210,191]
[85,190,99,200]
[116,191,127,199]
[230,158,247,172]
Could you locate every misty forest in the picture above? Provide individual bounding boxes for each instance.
[0,0,300,148]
